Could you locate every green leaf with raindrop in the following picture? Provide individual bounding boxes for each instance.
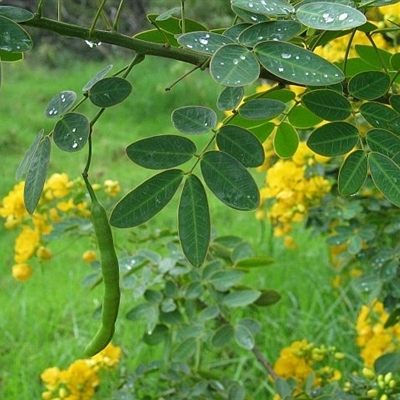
[296,2,366,31]
[177,31,234,54]
[216,125,265,167]
[231,0,294,17]
[223,23,252,41]
[238,21,302,47]
[89,77,132,107]
[171,106,217,134]
[366,129,400,158]
[359,102,398,129]
[178,174,210,268]
[217,86,244,111]
[348,71,391,100]
[110,169,184,228]
[301,89,351,121]
[24,135,51,214]
[238,98,286,120]
[338,150,368,195]
[0,15,32,52]
[210,44,260,87]
[53,113,90,152]
[45,91,77,118]
[254,41,344,86]
[274,123,299,158]
[307,122,359,156]
[126,135,197,169]
[200,151,260,210]
[369,152,400,208]
[231,6,269,23]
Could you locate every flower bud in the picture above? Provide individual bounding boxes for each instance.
[12,263,32,281]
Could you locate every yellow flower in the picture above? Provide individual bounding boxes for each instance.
[37,246,52,261]
[12,263,33,281]
[14,225,41,263]
[82,250,97,263]
[0,182,27,227]
[44,173,73,200]
[91,343,122,369]
[41,367,61,390]
[104,180,121,197]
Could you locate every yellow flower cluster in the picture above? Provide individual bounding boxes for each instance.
[0,173,121,280]
[41,343,121,400]
[257,142,331,244]
[356,300,400,368]
[273,339,343,398]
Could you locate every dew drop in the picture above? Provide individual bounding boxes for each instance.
[72,128,77,133]
[322,13,334,23]
[233,58,239,65]
[240,54,246,60]
[249,1,254,7]
[281,53,291,59]
[278,67,284,72]
[72,141,78,149]
[199,37,208,45]
[186,44,193,49]
[85,40,102,48]
[338,13,348,21]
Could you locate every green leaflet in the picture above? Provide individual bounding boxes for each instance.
[338,150,368,196]
[178,174,211,268]
[171,106,217,134]
[89,77,132,107]
[110,169,184,228]
[126,135,197,169]
[45,91,77,118]
[53,113,90,152]
[200,151,260,210]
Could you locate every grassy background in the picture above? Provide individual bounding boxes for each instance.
[0,56,361,398]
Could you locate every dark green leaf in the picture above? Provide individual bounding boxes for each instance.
[110,169,184,228]
[133,28,178,46]
[0,49,22,61]
[296,3,366,30]
[217,125,265,167]
[0,15,32,52]
[254,290,281,306]
[89,77,132,107]
[210,44,260,87]
[178,174,210,268]
[348,71,391,100]
[238,98,286,120]
[254,41,344,86]
[223,23,252,41]
[369,152,400,207]
[307,122,359,156]
[384,307,400,328]
[222,290,261,308]
[200,151,260,210]
[231,5,269,23]
[366,128,400,158]
[301,89,351,121]
[208,270,245,291]
[177,31,234,54]
[82,64,113,92]
[391,53,400,71]
[16,129,44,180]
[172,338,197,362]
[53,113,90,152]
[217,86,244,111]
[235,256,274,268]
[143,324,169,346]
[238,21,302,47]
[274,123,299,158]
[212,325,234,347]
[355,44,392,70]
[232,0,294,16]
[390,94,400,113]
[45,90,77,118]
[171,106,217,134]
[234,324,254,350]
[338,150,368,195]
[0,6,34,22]
[24,136,51,214]
[359,101,398,129]
[126,135,196,169]
[155,7,181,21]
[199,305,219,321]
[232,241,253,261]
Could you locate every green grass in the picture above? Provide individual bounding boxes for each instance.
[0,57,361,399]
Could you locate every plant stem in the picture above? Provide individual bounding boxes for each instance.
[252,346,278,380]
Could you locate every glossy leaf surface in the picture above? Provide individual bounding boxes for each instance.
[82,64,113,92]
[369,152,400,207]
[348,71,391,100]
[24,136,51,214]
[0,6,34,22]
[302,89,351,121]
[222,290,261,308]
[338,150,368,195]
[231,0,294,16]
[307,122,359,156]
[254,41,344,86]
[287,105,323,128]
[45,91,77,118]
[238,98,286,120]
[216,125,265,167]
[171,106,217,134]
[217,86,245,111]
[53,113,90,152]
[126,135,197,169]
[210,44,260,87]
[296,2,366,30]
[200,151,260,210]
[177,31,234,54]
[178,175,210,268]
[110,169,184,228]
[89,77,132,107]
[366,129,400,158]
[359,102,398,129]
[0,15,32,52]
[16,129,44,180]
